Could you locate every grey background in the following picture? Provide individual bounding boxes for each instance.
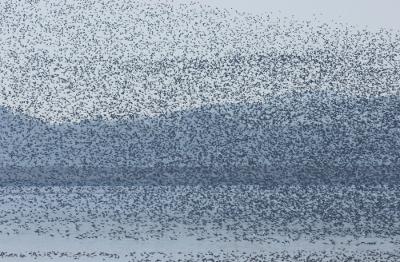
[175,0,400,30]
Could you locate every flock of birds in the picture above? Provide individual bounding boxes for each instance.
[2,92,400,185]
[0,0,400,260]
[0,250,399,261]
[0,185,399,261]
[2,186,400,241]
[0,0,399,182]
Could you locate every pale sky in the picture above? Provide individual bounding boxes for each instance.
[175,0,400,31]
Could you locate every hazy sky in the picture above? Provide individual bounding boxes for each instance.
[176,0,400,31]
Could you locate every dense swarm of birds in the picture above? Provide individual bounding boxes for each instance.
[0,0,399,184]
[1,186,400,240]
[1,0,400,260]
[0,186,399,261]
[1,250,399,261]
[0,250,399,262]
